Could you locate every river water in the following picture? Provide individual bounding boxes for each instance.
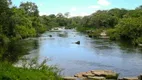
[4,29,142,77]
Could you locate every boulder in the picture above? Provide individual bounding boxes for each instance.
[88,76,106,80]
[79,77,88,80]
[74,70,118,79]
[91,70,118,79]
[74,72,86,78]
[82,71,95,77]
[75,41,80,44]
[49,35,52,37]
[88,34,93,38]
[63,77,77,80]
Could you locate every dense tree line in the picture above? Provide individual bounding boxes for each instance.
[0,0,142,45]
[67,6,142,45]
[0,0,48,43]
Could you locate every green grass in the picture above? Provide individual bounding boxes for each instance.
[0,58,63,80]
[105,74,119,79]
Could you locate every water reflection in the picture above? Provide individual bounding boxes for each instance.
[1,29,142,77]
[35,30,142,77]
[58,31,68,38]
[0,40,38,63]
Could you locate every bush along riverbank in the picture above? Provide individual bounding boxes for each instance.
[0,58,63,80]
[76,26,142,47]
[74,6,142,46]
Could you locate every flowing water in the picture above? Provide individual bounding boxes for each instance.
[2,29,142,78]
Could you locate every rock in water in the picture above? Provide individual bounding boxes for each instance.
[74,70,118,80]
[74,72,86,78]
[75,41,80,44]
[82,71,95,77]
[49,35,52,37]
[91,70,118,79]
[88,76,106,80]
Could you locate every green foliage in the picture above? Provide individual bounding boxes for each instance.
[108,8,128,18]
[68,16,82,28]
[88,10,118,28]
[0,34,10,44]
[20,2,39,16]
[88,28,104,37]
[15,25,36,39]
[0,0,10,14]
[0,1,48,41]
[136,37,142,44]
[74,5,142,46]
[107,17,142,45]
[0,25,2,34]
[124,10,142,18]
[105,74,119,79]
[76,26,89,32]
[40,15,59,29]
[0,58,62,80]
[106,29,120,40]
[31,17,47,34]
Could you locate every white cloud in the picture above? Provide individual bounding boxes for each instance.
[71,7,77,12]
[88,5,101,9]
[97,0,111,6]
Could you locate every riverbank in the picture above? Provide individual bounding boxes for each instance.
[63,70,142,80]
[0,38,63,80]
[0,61,63,80]
[77,27,142,47]
[34,29,142,78]
[1,29,142,80]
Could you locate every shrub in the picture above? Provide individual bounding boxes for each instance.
[0,58,63,80]
[0,34,10,44]
[106,28,120,40]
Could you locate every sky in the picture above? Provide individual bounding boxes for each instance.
[11,0,142,17]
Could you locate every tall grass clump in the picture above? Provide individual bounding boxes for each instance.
[0,57,63,80]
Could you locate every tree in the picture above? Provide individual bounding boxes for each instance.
[87,10,118,28]
[0,0,11,14]
[48,14,56,18]
[20,2,39,16]
[136,5,142,10]
[0,0,12,36]
[108,8,128,18]
[56,13,64,18]
[124,10,142,18]
[64,12,70,18]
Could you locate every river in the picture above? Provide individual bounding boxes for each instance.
[2,29,142,78]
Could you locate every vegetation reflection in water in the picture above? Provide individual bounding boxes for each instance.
[0,30,142,79]
[0,40,38,63]
[34,30,142,78]
[0,39,63,80]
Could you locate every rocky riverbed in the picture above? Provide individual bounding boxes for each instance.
[63,70,142,80]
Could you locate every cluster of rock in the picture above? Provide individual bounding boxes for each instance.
[63,70,142,80]
[63,70,118,80]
